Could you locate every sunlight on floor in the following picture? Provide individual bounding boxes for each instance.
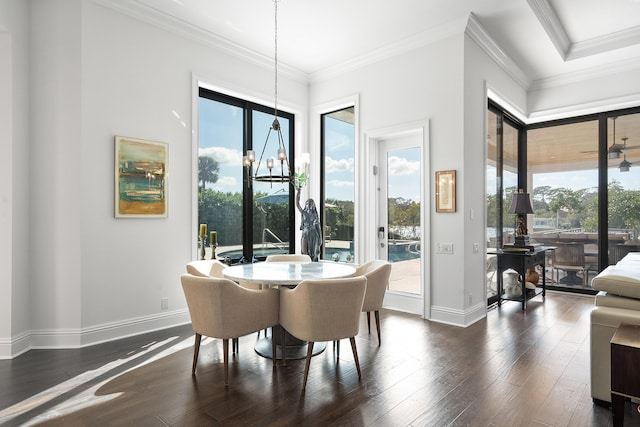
[0,335,196,425]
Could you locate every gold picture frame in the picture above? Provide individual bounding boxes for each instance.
[115,135,168,218]
[435,170,456,213]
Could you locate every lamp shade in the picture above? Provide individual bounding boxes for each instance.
[508,192,534,215]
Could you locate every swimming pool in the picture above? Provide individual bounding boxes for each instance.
[217,241,420,263]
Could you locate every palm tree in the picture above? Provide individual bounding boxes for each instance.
[198,156,219,192]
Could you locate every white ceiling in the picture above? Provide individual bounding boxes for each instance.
[109,0,640,87]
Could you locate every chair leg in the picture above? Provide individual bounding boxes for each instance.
[350,337,362,379]
[271,329,276,368]
[302,342,314,391]
[366,311,371,335]
[335,339,340,358]
[282,327,287,366]
[192,333,202,375]
[223,338,229,387]
[232,337,239,354]
[374,310,381,345]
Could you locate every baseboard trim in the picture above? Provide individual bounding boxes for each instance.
[0,309,191,359]
[430,302,486,327]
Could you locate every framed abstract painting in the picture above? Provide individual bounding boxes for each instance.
[115,136,168,218]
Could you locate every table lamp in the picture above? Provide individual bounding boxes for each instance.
[508,189,534,247]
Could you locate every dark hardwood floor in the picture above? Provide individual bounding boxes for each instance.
[1,291,639,426]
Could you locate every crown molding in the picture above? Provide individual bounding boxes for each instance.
[530,55,640,91]
[527,91,640,123]
[465,13,531,91]
[526,0,570,60]
[310,17,468,84]
[527,0,640,62]
[91,0,308,84]
[568,26,640,60]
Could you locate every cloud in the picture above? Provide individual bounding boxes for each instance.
[199,146,242,165]
[327,179,354,188]
[209,176,238,190]
[388,155,420,176]
[325,156,354,173]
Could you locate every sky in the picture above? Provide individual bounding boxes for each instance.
[198,98,422,203]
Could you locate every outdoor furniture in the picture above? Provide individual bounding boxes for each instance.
[552,243,590,286]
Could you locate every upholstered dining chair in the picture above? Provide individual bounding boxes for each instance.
[186,259,227,277]
[180,274,279,386]
[265,254,312,262]
[279,276,367,391]
[354,259,392,345]
[187,259,260,290]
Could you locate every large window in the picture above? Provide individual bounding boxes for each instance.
[198,88,295,262]
[527,119,599,291]
[488,101,640,297]
[321,107,355,262]
[607,113,640,264]
[486,105,522,304]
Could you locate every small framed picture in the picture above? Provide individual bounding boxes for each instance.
[115,136,168,218]
[435,170,456,213]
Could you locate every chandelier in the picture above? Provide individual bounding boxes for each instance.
[244,0,308,189]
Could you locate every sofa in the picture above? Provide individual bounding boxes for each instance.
[590,252,640,406]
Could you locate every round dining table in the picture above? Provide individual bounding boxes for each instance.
[222,261,357,359]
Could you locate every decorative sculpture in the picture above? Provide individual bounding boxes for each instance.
[296,190,322,262]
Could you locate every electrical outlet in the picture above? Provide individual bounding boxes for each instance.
[473,243,479,253]
[436,243,453,254]
[161,298,169,310]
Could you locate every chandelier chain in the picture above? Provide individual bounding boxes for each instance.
[274,0,279,119]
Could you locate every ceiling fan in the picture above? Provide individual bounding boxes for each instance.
[608,117,640,158]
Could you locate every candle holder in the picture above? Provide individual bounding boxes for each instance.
[210,243,217,260]
[199,236,206,260]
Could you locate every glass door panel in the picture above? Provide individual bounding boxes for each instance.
[378,138,422,306]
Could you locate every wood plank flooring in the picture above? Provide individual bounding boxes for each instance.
[1,291,639,426]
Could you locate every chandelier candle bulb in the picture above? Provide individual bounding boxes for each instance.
[267,158,274,170]
[199,224,207,237]
[247,150,255,162]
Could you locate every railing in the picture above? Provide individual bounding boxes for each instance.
[261,228,287,251]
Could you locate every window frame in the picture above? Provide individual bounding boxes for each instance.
[198,87,296,262]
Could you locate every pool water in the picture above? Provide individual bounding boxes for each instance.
[217,242,420,263]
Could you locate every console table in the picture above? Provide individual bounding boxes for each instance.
[611,322,640,427]
[488,247,553,310]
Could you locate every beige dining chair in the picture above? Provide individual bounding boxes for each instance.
[354,260,392,345]
[180,274,279,386]
[186,259,227,277]
[279,276,367,391]
[187,259,260,290]
[265,254,312,262]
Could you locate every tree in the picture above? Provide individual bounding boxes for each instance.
[198,156,219,193]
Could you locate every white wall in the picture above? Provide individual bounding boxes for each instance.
[1,0,308,357]
[4,0,640,357]
[0,0,31,358]
[310,33,477,324]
